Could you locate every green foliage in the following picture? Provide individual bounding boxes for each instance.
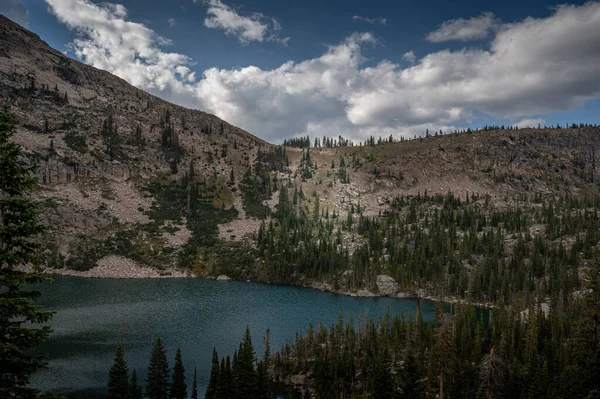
[240,147,288,219]
[159,110,183,174]
[107,344,129,399]
[146,338,170,399]
[133,123,145,147]
[205,348,219,399]
[209,330,260,399]
[299,148,314,180]
[102,113,123,161]
[216,356,234,399]
[235,327,258,397]
[253,188,600,303]
[191,368,198,399]
[11,82,68,106]
[240,173,272,219]
[129,369,143,399]
[255,182,350,283]
[63,131,88,153]
[217,290,600,399]
[0,105,57,398]
[282,136,310,148]
[169,347,187,399]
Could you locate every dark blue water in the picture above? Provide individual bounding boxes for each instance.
[32,276,438,398]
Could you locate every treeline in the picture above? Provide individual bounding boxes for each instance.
[105,329,275,399]
[230,188,600,304]
[204,328,274,399]
[105,338,196,399]
[240,146,289,219]
[108,257,600,398]
[281,124,600,150]
[214,262,600,398]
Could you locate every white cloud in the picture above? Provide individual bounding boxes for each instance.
[402,51,416,64]
[168,18,176,27]
[45,0,193,95]
[203,0,289,45]
[352,15,387,26]
[514,118,545,128]
[1,0,29,27]
[47,1,600,143]
[426,12,500,42]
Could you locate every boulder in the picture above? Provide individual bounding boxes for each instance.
[216,275,231,281]
[376,274,399,296]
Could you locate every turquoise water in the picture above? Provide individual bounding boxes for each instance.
[32,276,438,398]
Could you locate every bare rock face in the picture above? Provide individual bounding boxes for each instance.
[376,275,400,296]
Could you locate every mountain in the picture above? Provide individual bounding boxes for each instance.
[1,15,599,300]
[0,15,274,276]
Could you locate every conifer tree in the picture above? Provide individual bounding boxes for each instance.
[191,368,198,399]
[236,327,258,397]
[0,105,55,398]
[258,329,272,398]
[107,344,129,399]
[205,348,219,399]
[372,350,394,399]
[169,347,187,399]
[430,304,457,399]
[146,337,170,399]
[216,356,234,399]
[129,368,143,399]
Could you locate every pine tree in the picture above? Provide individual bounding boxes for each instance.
[205,348,219,399]
[430,303,457,399]
[372,350,394,399]
[216,356,234,399]
[0,105,55,398]
[191,368,198,399]
[146,337,170,399]
[236,327,258,397]
[129,368,143,399]
[107,344,130,399]
[169,347,187,399]
[258,329,272,398]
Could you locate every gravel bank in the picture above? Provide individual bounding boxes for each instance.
[47,255,188,279]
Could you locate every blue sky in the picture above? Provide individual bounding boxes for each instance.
[3,0,600,142]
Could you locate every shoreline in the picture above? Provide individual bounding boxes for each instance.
[43,262,495,309]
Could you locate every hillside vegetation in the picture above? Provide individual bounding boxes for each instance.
[1,16,599,306]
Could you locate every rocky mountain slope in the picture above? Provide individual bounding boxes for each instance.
[1,15,599,286]
[0,15,273,274]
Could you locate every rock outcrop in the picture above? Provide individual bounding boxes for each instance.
[376,275,400,296]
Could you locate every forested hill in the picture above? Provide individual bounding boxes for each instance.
[1,15,600,306]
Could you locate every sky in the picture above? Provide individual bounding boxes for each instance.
[2,0,600,143]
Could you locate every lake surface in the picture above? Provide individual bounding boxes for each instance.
[32,276,439,398]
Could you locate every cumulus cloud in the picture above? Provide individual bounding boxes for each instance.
[352,15,387,25]
[44,0,196,97]
[46,1,600,143]
[0,0,29,27]
[203,0,289,45]
[168,18,176,27]
[426,12,500,42]
[514,118,545,128]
